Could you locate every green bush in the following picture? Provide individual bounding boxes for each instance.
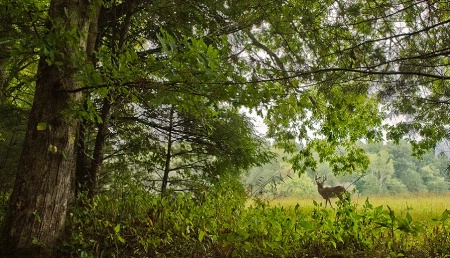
[61,181,450,257]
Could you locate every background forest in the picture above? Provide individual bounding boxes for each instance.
[246,141,450,197]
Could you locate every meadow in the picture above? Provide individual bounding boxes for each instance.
[271,192,450,221]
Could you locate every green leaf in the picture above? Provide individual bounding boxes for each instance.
[114,224,121,233]
[117,235,125,243]
[37,122,47,131]
[298,221,313,230]
[198,229,205,242]
[236,228,250,240]
[442,209,449,222]
[243,241,252,251]
[331,240,337,249]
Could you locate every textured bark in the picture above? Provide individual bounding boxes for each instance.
[88,97,112,198]
[0,0,101,256]
[75,115,90,197]
[75,3,102,197]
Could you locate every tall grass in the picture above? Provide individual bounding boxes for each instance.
[270,192,450,221]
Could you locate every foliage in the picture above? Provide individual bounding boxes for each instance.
[101,106,274,194]
[0,104,28,196]
[3,0,450,255]
[247,141,450,197]
[3,0,450,198]
[62,181,450,257]
[276,173,317,198]
[0,0,44,106]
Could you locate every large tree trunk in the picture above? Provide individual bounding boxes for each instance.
[0,0,100,256]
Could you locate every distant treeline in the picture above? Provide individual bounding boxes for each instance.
[245,141,450,197]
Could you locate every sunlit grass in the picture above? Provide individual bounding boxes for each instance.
[268,192,450,221]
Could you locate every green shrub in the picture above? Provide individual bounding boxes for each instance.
[61,182,450,257]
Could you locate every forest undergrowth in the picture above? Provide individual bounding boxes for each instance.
[46,178,450,258]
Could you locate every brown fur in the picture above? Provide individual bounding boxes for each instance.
[315,176,346,207]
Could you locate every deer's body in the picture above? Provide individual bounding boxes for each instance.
[315,176,346,207]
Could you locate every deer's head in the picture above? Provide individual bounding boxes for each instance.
[315,175,326,189]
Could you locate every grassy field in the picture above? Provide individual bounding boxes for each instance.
[270,192,450,221]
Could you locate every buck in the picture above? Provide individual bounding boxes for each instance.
[315,175,346,207]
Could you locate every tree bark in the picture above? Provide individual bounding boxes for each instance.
[87,96,112,198]
[75,1,102,198]
[80,0,138,199]
[161,106,175,195]
[75,110,90,197]
[0,0,101,256]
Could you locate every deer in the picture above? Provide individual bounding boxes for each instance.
[315,175,346,208]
